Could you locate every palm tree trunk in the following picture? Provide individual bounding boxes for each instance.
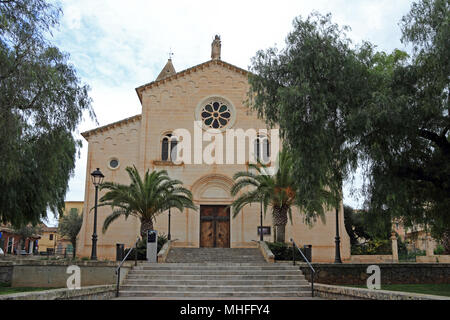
[273,206,288,243]
[140,218,154,238]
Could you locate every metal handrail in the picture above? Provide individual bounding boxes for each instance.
[290,238,315,297]
[115,237,140,297]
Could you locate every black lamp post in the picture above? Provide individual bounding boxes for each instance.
[168,208,171,241]
[259,200,263,241]
[90,168,104,260]
[334,207,342,263]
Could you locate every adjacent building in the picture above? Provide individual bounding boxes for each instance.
[0,225,40,255]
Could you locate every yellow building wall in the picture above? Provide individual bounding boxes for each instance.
[38,230,58,252]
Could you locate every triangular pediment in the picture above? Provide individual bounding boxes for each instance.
[135,59,250,103]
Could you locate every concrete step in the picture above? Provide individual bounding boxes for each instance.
[125,275,305,281]
[119,284,310,292]
[138,263,275,266]
[119,291,312,298]
[123,279,309,286]
[165,248,267,263]
[125,269,302,277]
[133,265,300,271]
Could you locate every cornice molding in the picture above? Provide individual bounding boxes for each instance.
[81,114,142,140]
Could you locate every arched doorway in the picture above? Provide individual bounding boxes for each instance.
[191,174,233,248]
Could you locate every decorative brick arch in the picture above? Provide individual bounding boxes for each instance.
[191,174,234,204]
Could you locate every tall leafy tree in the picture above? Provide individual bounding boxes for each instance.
[248,2,449,253]
[360,0,449,252]
[100,166,197,238]
[248,12,372,218]
[0,0,94,226]
[231,149,322,243]
[58,208,83,259]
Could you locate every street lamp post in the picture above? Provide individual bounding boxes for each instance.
[168,208,171,241]
[334,207,342,264]
[259,200,263,241]
[90,168,104,260]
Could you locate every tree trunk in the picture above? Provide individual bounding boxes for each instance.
[72,239,76,259]
[273,206,288,243]
[140,218,154,238]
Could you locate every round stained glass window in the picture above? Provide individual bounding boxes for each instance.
[199,99,234,130]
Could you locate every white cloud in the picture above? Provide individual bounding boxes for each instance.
[47,0,415,219]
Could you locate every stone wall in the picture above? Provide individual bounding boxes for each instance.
[350,255,395,263]
[1,260,133,288]
[417,255,450,263]
[0,285,116,300]
[295,263,450,285]
[0,262,13,285]
[314,283,449,300]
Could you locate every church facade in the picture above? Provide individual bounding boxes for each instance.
[76,37,350,262]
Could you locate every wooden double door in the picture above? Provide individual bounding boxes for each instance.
[200,205,230,248]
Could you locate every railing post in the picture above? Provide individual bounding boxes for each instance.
[116,269,120,297]
[311,272,315,297]
[135,240,138,267]
[292,244,295,266]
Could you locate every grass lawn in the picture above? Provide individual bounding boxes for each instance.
[344,284,450,297]
[0,283,59,295]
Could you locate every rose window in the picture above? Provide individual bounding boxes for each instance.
[200,101,232,129]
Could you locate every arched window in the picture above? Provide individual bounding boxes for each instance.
[254,134,270,163]
[161,133,178,162]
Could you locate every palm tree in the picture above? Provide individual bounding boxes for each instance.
[231,149,320,243]
[99,166,197,238]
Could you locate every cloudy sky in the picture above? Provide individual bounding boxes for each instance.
[46,0,415,225]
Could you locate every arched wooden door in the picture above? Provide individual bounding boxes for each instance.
[200,205,230,248]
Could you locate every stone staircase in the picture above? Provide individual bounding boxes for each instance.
[117,248,312,299]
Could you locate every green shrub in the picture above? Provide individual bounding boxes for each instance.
[124,233,168,261]
[351,239,392,255]
[434,245,445,255]
[265,242,309,261]
[399,249,426,261]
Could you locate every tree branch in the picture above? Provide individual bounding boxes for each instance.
[419,129,450,155]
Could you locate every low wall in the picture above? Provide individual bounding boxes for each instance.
[417,255,450,263]
[350,255,395,263]
[314,283,449,300]
[296,263,450,285]
[1,260,133,288]
[0,285,115,300]
[157,241,172,263]
[257,241,275,263]
[0,262,13,285]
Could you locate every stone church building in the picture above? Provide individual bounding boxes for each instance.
[76,36,350,262]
